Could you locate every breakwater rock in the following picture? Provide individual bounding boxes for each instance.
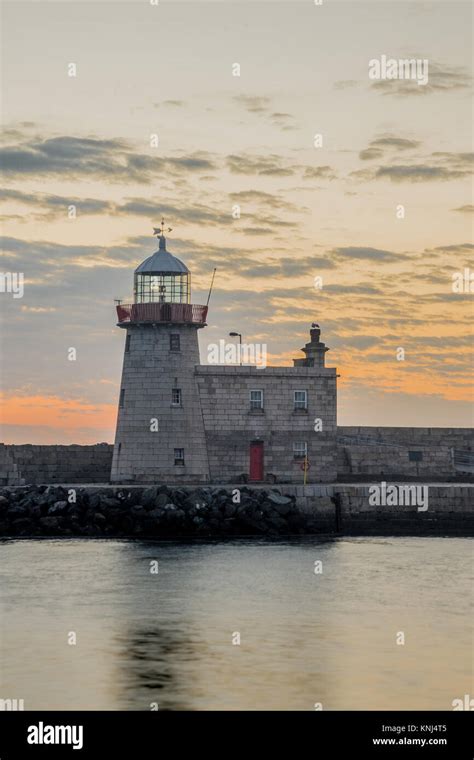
[0,485,316,538]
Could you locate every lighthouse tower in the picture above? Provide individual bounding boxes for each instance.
[111,222,210,483]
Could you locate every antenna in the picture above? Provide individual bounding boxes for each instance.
[206,268,217,307]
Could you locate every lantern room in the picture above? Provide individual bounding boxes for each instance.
[116,222,208,327]
[134,231,190,304]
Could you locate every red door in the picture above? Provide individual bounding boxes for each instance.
[249,441,264,481]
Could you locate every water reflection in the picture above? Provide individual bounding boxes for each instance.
[0,537,472,710]
[117,627,192,709]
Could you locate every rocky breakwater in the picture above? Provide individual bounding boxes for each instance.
[0,485,316,538]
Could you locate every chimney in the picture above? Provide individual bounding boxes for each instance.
[293,324,329,368]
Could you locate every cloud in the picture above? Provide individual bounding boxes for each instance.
[20,306,57,313]
[120,199,302,231]
[359,135,421,160]
[333,335,381,349]
[1,234,310,283]
[303,165,337,180]
[0,191,250,228]
[0,122,37,144]
[226,153,296,176]
[359,148,384,161]
[0,393,116,444]
[375,165,471,182]
[452,204,474,214]
[429,242,474,254]
[241,227,273,236]
[0,136,217,182]
[419,291,474,303]
[353,151,473,183]
[0,234,137,271]
[269,112,297,131]
[432,151,474,165]
[154,100,185,107]
[116,199,232,226]
[237,256,336,278]
[324,284,384,295]
[370,61,471,97]
[372,137,421,150]
[232,95,298,131]
[0,185,308,229]
[349,168,377,181]
[229,190,298,211]
[232,95,271,113]
[331,246,405,262]
[0,188,114,220]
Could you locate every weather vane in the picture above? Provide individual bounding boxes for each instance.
[153,218,173,238]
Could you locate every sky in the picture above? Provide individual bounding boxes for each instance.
[0,0,473,444]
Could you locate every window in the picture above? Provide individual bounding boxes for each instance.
[119,389,125,408]
[134,272,190,304]
[125,333,131,352]
[250,389,264,411]
[409,451,423,462]
[170,334,180,351]
[174,448,185,466]
[294,390,308,410]
[172,388,182,406]
[293,442,307,459]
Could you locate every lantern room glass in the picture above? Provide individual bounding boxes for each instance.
[134,272,190,304]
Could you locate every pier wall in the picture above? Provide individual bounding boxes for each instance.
[290,483,474,535]
[337,426,473,480]
[0,425,472,486]
[0,483,472,537]
[0,444,113,485]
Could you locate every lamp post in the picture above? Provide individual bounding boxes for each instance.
[229,331,242,366]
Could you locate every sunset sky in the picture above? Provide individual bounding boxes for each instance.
[1,0,473,444]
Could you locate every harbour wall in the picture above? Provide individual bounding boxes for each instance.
[1,426,472,485]
[291,483,474,535]
[0,444,113,485]
[337,426,473,480]
[0,483,472,538]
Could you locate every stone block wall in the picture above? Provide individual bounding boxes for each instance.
[278,484,474,534]
[1,427,472,485]
[0,444,25,486]
[196,365,337,483]
[333,484,474,535]
[111,324,210,483]
[3,445,113,484]
[337,426,473,480]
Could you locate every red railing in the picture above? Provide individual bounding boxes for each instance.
[116,302,208,325]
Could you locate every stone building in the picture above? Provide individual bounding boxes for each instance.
[111,230,337,484]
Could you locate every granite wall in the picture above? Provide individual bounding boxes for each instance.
[111,324,210,483]
[1,426,472,485]
[0,444,113,485]
[195,365,338,483]
[337,426,473,480]
[291,483,473,535]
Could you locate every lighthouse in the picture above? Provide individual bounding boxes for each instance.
[111,222,210,483]
[111,221,338,484]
